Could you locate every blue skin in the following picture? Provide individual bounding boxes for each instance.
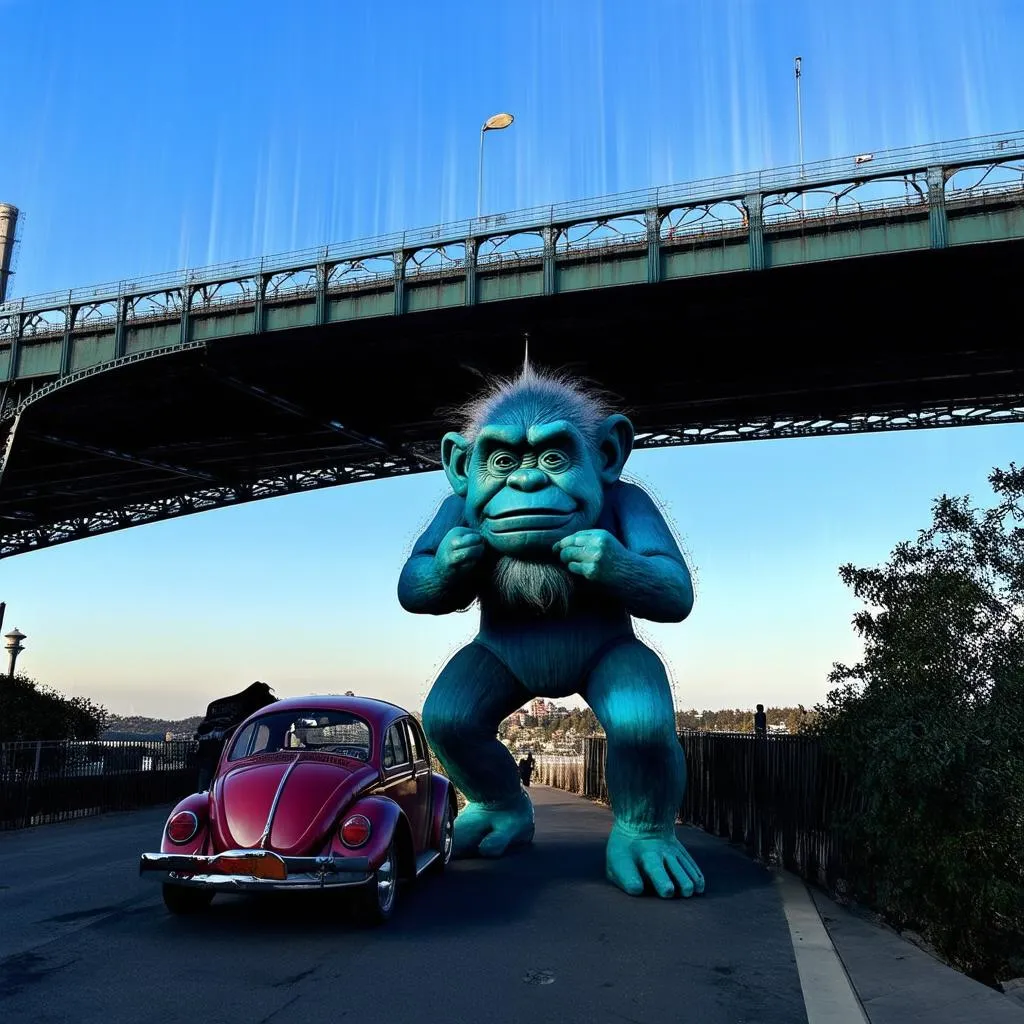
[398,411,705,899]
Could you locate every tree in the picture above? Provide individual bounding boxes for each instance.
[809,463,1023,984]
[0,673,109,743]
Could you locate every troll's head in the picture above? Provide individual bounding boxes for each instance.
[441,363,634,561]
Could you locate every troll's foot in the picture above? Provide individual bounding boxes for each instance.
[606,823,705,898]
[453,790,535,858]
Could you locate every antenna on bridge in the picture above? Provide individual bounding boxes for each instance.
[0,204,19,304]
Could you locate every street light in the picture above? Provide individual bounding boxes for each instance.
[4,627,25,679]
[794,57,805,214]
[477,112,515,219]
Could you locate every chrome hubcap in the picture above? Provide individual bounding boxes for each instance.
[377,850,395,912]
[443,811,454,861]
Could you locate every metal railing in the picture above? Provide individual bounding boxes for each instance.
[2,128,1022,317]
[0,738,198,830]
[540,732,862,892]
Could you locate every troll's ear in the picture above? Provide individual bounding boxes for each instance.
[596,414,634,484]
[441,432,472,497]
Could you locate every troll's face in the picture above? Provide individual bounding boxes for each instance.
[440,371,634,559]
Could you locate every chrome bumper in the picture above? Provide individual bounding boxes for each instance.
[139,849,372,892]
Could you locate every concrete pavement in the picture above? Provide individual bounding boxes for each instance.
[0,785,807,1024]
[808,887,1024,1023]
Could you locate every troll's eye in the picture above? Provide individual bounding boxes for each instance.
[488,451,519,475]
[539,449,570,473]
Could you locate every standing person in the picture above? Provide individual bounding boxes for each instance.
[753,704,767,738]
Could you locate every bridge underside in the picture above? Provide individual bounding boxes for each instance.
[2,240,1023,558]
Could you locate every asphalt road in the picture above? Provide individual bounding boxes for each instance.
[0,786,807,1024]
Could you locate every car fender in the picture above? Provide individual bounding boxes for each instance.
[159,791,211,855]
[429,772,457,849]
[336,795,414,877]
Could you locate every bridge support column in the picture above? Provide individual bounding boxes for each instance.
[927,165,949,249]
[465,236,478,306]
[254,272,266,333]
[180,283,192,347]
[113,296,127,359]
[646,208,661,285]
[744,193,765,271]
[315,258,328,326]
[542,227,557,295]
[393,250,406,315]
[60,300,75,375]
[8,308,21,381]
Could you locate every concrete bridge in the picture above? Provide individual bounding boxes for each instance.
[1,129,1023,557]
[1,786,1020,1023]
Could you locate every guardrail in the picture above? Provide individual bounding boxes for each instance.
[0,739,198,830]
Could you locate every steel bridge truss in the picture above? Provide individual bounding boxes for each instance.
[1,131,1023,361]
[2,398,1021,559]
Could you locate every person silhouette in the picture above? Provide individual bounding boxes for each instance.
[754,704,767,738]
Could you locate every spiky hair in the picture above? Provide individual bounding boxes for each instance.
[453,362,619,447]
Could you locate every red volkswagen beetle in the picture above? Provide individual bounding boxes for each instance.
[139,695,457,924]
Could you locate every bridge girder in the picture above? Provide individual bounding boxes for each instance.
[1,398,1020,559]
[1,168,1023,560]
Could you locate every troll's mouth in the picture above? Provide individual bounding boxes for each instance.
[486,511,574,533]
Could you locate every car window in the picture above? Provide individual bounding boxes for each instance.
[404,719,422,762]
[226,710,372,762]
[406,718,429,763]
[383,723,410,769]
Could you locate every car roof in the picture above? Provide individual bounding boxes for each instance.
[246,694,411,731]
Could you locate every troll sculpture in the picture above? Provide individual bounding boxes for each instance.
[397,364,704,899]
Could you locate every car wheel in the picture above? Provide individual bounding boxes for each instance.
[162,884,214,916]
[435,800,455,873]
[355,840,398,926]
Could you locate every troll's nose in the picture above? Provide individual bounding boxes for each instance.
[507,467,548,491]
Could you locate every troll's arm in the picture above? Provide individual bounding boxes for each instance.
[397,494,482,615]
[556,482,694,623]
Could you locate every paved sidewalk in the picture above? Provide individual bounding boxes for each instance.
[807,885,1024,1023]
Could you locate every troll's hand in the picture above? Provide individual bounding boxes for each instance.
[554,529,628,585]
[436,526,485,580]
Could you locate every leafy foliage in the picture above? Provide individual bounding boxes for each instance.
[0,674,110,743]
[102,714,203,739]
[809,463,1024,984]
[675,706,817,734]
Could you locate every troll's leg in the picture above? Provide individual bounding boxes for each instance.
[422,641,534,858]
[583,640,705,899]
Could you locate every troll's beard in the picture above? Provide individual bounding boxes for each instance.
[487,555,576,617]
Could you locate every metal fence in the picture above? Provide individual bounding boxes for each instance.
[0,739,198,830]
[554,732,861,891]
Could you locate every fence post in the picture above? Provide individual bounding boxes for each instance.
[33,739,41,780]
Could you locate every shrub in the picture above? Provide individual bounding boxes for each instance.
[809,463,1024,984]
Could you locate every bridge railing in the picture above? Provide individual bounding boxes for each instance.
[3,128,1023,317]
[0,738,198,830]
[537,732,861,892]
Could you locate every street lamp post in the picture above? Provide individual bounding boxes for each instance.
[477,112,515,219]
[794,56,805,214]
[4,627,25,679]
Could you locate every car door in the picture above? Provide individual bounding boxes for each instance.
[403,717,432,851]
[380,721,419,848]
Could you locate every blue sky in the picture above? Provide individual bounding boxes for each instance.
[1,0,1021,718]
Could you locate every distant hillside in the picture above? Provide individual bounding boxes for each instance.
[102,714,203,739]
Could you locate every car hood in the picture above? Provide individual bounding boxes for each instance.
[211,753,378,856]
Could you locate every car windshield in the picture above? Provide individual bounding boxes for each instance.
[227,709,372,762]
